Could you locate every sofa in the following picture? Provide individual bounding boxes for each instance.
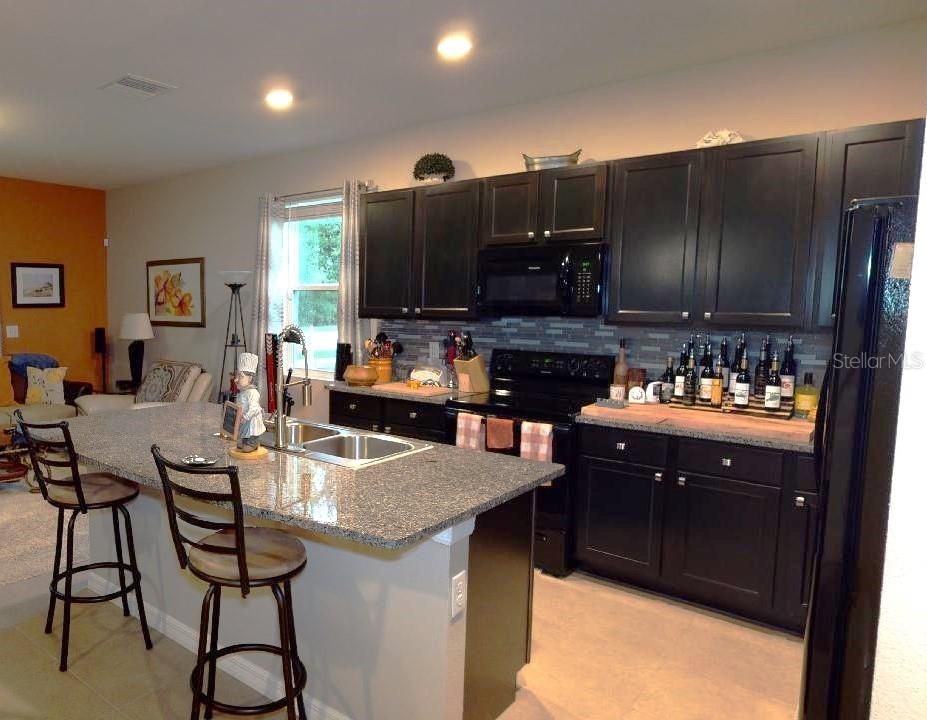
[1,354,93,432]
[75,360,212,415]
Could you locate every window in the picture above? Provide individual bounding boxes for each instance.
[282,191,342,373]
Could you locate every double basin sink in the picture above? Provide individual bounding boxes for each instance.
[260,419,428,468]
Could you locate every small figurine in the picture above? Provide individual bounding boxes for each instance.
[235,352,266,452]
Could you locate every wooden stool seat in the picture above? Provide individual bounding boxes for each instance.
[189,527,307,585]
[47,472,139,509]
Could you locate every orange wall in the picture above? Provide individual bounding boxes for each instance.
[0,176,107,389]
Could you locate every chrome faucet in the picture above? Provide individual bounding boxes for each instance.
[274,324,312,450]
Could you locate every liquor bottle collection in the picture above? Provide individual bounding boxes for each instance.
[612,332,810,415]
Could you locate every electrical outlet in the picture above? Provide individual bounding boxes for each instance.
[5,325,19,339]
[450,570,467,620]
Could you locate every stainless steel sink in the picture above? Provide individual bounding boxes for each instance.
[261,421,341,450]
[301,433,420,468]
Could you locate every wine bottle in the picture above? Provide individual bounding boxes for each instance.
[710,357,724,408]
[660,355,676,403]
[734,350,751,408]
[674,344,688,398]
[719,338,731,392]
[754,342,769,399]
[699,347,714,404]
[613,338,629,390]
[728,334,744,396]
[780,335,797,400]
[794,372,820,419]
[764,352,782,410]
[683,350,698,406]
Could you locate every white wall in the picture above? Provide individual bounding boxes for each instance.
[870,112,927,719]
[106,20,927,390]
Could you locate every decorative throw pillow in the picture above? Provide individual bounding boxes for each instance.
[25,366,68,405]
[135,361,202,403]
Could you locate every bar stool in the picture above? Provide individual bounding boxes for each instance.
[150,445,308,720]
[15,411,153,671]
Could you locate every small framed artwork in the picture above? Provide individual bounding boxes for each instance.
[11,263,65,308]
[146,257,206,327]
[221,401,242,440]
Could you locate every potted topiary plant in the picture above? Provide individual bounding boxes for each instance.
[413,153,455,183]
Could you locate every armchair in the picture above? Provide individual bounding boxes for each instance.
[1,354,92,431]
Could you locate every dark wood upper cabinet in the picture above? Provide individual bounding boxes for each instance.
[413,181,480,319]
[539,164,608,242]
[810,119,924,328]
[607,151,703,323]
[359,189,414,318]
[481,172,539,247]
[574,456,666,584]
[699,135,819,327]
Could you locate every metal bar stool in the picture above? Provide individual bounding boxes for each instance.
[15,411,153,671]
[151,445,308,720]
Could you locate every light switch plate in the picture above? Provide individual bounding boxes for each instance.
[5,325,19,338]
[450,569,467,620]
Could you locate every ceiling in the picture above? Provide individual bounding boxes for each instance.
[2,1,926,189]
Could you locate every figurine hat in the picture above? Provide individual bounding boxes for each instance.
[237,352,259,374]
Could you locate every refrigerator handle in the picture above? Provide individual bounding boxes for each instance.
[813,361,831,474]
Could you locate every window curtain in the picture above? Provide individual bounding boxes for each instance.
[250,193,287,396]
[338,179,378,364]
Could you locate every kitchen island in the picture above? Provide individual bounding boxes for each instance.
[64,403,563,720]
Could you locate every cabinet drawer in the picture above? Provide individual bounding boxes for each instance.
[329,391,381,421]
[579,425,668,467]
[677,439,783,487]
[383,399,445,431]
[384,423,447,444]
[329,414,381,433]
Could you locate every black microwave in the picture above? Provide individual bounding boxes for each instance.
[477,243,605,317]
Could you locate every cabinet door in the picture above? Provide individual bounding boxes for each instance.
[810,119,924,327]
[359,189,414,318]
[775,490,820,630]
[574,456,665,583]
[481,173,540,247]
[664,472,781,614]
[607,151,703,323]
[699,136,818,327]
[413,181,480,318]
[539,164,608,242]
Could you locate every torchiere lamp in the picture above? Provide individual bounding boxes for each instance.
[119,313,154,390]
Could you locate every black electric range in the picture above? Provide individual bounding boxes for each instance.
[445,349,614,576]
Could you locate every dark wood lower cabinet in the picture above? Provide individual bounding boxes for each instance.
[574,456,665,583]
[328,390,449,443]
[574,425,817,632]
[663,472,781,617]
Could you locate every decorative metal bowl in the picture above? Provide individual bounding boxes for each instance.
[523,148,582,171]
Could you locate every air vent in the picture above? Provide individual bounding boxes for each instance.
[101,74,177,99]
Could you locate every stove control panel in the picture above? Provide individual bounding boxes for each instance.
[490,349,614,383]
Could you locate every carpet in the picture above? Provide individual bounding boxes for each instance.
[0,481,89,587]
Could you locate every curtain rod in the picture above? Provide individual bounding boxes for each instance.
[275,181,371,201]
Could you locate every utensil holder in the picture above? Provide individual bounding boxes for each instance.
[369,358,393,384]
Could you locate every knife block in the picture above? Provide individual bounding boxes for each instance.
[454,355,490,393]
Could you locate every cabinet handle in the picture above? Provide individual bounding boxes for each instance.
[795,496,806,509]
[348,402,357,411]
[677,475,687,487]
[409,411,418,420]
[527,231,535,239]
[615,442,626,451]
[372,424,379,431]
[414,308,421,314]
[401,307,409,313]
[543,230,551,238]
[654,472,663,483]
[720,457,732,467]
[704,312,712,320]
[384,426,392,434]
[681,311,689,319]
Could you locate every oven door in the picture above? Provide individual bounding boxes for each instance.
[478,247,567,316]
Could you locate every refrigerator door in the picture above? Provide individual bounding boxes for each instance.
[801,196,917,719]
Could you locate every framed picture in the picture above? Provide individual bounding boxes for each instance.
[11,263,65,308]
[146,257,205,327]
[221,401,242,440]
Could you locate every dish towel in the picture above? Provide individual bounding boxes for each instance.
[520,421,554,462]
[486,417,515,451]
[456,412,485,451]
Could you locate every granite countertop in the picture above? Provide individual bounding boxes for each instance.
[326,381,480,405]
[575,407,815,454]
[65,403,562,549]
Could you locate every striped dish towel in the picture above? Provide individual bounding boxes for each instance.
[520,421,554,462]
[456,412,485,451]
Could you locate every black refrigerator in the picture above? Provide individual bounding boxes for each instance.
[800,195,918,719]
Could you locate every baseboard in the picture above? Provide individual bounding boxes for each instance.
[88,573,353,720]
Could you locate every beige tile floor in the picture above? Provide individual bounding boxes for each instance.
[0,570,802,719]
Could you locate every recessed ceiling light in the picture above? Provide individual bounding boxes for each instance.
[436,32,472,62]
[265,89,294,111]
